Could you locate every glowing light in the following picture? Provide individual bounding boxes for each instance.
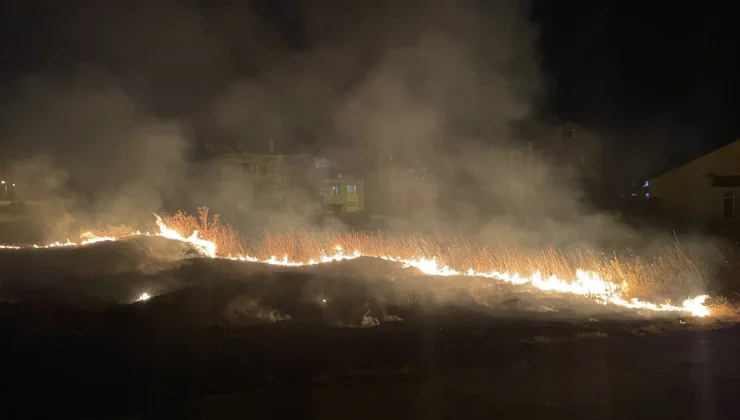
[0,215,713,318]
[137,293,151,302]
[79,232,117,245]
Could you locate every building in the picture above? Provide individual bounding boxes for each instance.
[220,153,289,202]
[517,121,603,177]
[320,174,365,213]
[648,139,740,228]
[205,139,345,210]
[200,138,289,207]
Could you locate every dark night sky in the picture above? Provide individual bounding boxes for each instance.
[0,0,738,183]
[533,1,740,178]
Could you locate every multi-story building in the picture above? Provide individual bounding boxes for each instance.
[516,121,604,177]
[207,139,341,210]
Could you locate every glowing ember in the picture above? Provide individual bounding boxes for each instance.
[0,215,713,318]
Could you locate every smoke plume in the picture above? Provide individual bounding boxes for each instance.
[0,0,716,278]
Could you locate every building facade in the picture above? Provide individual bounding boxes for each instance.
[219,153,289,205]
[649,139,740,228]
[517,121,604,177]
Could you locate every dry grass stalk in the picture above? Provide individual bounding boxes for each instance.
[158,208,710,300]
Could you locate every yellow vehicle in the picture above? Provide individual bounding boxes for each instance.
[319,174,364,213]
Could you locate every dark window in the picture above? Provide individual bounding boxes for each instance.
[723,192,734,219]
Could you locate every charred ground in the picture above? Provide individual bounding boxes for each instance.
[0,238,737,419]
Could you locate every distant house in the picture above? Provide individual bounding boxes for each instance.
[516,121,603,177]
[649,139,740,228]
[221,153,288,192]
[203,139,344,209]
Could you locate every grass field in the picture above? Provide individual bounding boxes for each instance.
[0,238,737,418]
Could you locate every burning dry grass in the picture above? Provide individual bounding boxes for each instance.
[160,208,710,301]
[159,207,244,256]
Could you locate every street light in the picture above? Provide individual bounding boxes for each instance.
[1,181,5,198]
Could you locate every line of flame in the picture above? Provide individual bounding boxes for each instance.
[0,216,711,317]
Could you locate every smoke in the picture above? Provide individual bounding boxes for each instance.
[224,295,292,325]
[324,0,635,248]
[0,0,720,287]
[0,66,190,237]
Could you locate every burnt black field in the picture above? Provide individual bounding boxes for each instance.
[0,238,737,419]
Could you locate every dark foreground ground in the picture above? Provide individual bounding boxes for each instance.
[0,238,737,419]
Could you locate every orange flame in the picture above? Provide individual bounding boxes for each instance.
[0,215,712,317]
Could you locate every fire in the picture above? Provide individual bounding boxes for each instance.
[0,215,713,318]
[225,245,361,266]
[154,215,216,258]
[381,256,711,316]
[80,232,117,245]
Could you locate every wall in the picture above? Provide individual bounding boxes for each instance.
[321,176,364,212]
[649,139,740,227]
[526,122,603,176]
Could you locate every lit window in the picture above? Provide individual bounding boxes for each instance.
[331,185,340,195]
[346,184,357,194]
[643,181,649,188]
